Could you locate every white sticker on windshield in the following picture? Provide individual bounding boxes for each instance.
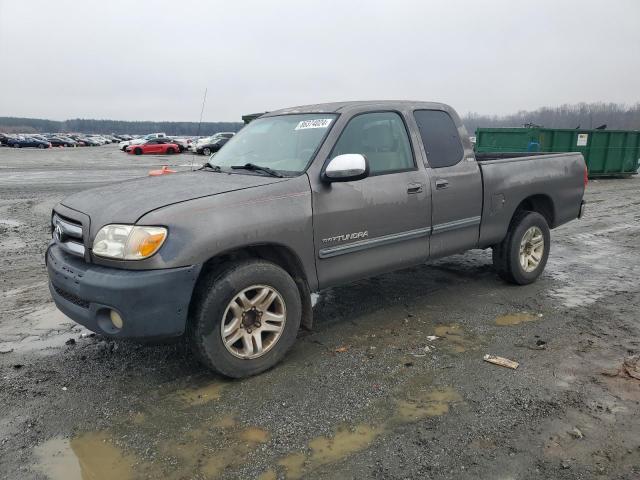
[295,118,333,130]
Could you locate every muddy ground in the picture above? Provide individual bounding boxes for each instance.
[0,145,639,480]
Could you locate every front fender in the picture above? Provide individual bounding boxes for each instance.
[135,175,317,290]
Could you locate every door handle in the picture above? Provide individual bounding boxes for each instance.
[435,179,449,190]
[407,183,423,194]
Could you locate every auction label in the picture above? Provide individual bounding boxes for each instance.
[295,118,333,130]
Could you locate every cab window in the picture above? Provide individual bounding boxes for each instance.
[413,110,464,168]
[331,112,414,175]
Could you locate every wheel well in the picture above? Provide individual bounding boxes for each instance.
[191,245,313,330]
[514,194,555,228]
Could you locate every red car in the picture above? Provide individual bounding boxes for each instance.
[126,139,180,155]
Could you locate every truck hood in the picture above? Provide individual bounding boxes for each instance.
[60,171,288,229]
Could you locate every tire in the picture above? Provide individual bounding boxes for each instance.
[492,211,550,285]
[188,259,302,378]
[134,147,142,155]
[202,147,211,156]
[166,147,175,154]
[38,144,45,149]
[12,143,20,148]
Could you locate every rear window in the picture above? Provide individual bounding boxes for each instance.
[413,110,464,168]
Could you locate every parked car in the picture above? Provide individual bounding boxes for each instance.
[196,137,229,155]
[48,136,76,147]
[168,137,191,152]
[126,138,180,155]
[46,100,586,378]
[190,132,235,152]
[9,137,51,148]
[77,136,100,146]
[119,133,167,151]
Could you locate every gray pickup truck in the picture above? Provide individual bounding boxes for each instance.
[47,101,586,377]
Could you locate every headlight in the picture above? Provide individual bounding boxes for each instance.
[92,225,167,260]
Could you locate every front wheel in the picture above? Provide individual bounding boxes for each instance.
[166,147,175,154]
[134,147,142,155]
[202,147,211,156]
[189,259,301,378]
[492,211,550,285]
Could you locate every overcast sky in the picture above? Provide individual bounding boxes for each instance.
[1,0,638,122]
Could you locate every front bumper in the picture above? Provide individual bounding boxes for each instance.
[46,244,201,339]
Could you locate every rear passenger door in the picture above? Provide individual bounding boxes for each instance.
[312,111,431,288]
[413,109,482,258]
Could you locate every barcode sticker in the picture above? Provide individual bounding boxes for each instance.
[295,119,333,130]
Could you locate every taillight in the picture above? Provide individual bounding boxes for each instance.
[584,166,589,187]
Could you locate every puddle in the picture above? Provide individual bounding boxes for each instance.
[177,382,225,405]
[257,468,278,480]
[131,412,145,425]
[308,424,381,466]
[34,433,136,480]
[214,414,237,429]
[238,426,270,444]
[277,452,307,479]
[153,415,270,479]
[0,304,90,354]
[433,324,476,353]
[395,386,462,422]
[200,426,271,478]
[0,218,22,227]
[278,424,382,479]
[495,312,541,326]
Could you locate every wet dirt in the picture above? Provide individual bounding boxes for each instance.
[1,147,640,479]
[495,312,541,326]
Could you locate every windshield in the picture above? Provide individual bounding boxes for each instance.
[211,113,337,175]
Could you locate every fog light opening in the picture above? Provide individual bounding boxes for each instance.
[110,310,124,329]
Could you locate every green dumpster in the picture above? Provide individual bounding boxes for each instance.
[475,127,640,177]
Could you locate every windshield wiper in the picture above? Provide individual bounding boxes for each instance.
[199,162,221,172]
[231,163,283,178]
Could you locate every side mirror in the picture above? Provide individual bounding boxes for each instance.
[322,154,369,182]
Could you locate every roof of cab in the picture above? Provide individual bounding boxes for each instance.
[263,100,451,117]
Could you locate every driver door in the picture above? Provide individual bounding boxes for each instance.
[312,111,431,289]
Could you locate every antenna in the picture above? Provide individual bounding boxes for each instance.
[191,88,208,171]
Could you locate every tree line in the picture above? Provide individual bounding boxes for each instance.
[462,102,640,134]
[0,117,244,135]
[2,102,640,136]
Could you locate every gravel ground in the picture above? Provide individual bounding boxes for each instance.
[0,145,639,480]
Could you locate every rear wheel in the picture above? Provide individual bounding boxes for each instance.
[189,259,301,378]
[12,143,20,148]
[202,147,211,156]
[134,147,142,155]
[38,144,45,149]
[492,211,550,285]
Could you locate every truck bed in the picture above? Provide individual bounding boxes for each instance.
[475,152,586,248]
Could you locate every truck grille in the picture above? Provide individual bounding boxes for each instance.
[52,213,85,258]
